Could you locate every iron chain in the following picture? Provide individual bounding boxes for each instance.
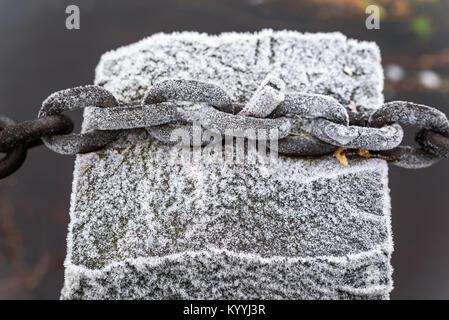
[1,76,449,179]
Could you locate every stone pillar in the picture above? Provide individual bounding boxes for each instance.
[61,30,392,300]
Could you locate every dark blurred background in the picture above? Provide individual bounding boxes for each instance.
[0,0,448,299]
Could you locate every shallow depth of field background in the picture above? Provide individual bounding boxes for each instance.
[0,0,448,299]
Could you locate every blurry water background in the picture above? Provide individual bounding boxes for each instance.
[0,0,448,299]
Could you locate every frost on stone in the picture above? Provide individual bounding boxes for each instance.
[63,30,393,300]
[95,30,383,110]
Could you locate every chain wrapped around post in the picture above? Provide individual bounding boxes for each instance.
[1,75,449,179]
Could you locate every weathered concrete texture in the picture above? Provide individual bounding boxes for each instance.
[61,30,393,299]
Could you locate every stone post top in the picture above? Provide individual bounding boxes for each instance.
[95,29,383,112]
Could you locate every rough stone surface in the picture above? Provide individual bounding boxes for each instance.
[61,30,393,300]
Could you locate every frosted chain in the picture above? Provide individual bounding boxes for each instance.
[1,76,449,178]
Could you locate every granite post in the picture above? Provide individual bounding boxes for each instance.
[61,30,393,300]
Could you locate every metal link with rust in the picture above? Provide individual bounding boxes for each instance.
[0,114,73,152]
[2,77,449,179]
[368,101,449,168]
[0,114,74,179]
[0,115,28,179]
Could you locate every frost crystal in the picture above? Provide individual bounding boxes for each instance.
[62,30,392,300]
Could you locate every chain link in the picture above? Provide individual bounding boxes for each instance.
[367,101,449,168]
[1,76,449,179]
[39,85,120,154]
[0,115,28,179]
[0,114,73,152]
[310,119,404,150]
[416,129,449,159]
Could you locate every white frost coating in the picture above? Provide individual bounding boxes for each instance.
[239,74,286,117]
[62,30,392,300]
[95,29,383,110]
[63,246,392,299]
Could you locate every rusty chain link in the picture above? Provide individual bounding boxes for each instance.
[0,115,27,179]
[1,76,449,179]
[0,114,73,179]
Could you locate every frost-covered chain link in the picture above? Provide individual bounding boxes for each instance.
[2,76,449,179]
[367,101,449,168]
[38,85,121,154]
[64,77,449,169]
